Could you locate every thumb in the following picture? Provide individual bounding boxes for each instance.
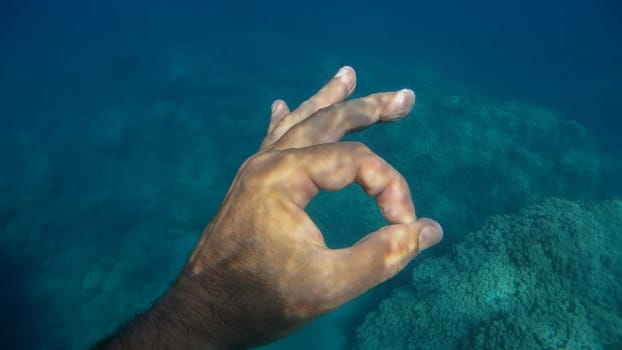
[320,218,443,311]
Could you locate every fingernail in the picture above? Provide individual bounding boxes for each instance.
[386,89,415,120]
[396,89,415,107]
[334,66,351,78]
[271,100,279,114]
[418,223,443,251]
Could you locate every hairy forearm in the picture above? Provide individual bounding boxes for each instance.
[92,270,231,350]
[92,221,314,350]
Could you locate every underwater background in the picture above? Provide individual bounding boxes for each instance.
[1,0,621,349]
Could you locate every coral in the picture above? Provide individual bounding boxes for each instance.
[355,198,622,349]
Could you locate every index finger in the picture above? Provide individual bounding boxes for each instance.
[284,142,416,225]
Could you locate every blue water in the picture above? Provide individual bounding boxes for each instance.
[1,0,620,349]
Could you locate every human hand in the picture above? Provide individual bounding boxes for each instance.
[96,66,442,350]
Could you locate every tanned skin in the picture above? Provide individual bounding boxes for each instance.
[93,66,443,349]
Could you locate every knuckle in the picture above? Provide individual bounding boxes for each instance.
[362,93,382,109]
[237,152,283,189]
[349,141,371,154]
[242,152,274,173]
[395,170,408,186]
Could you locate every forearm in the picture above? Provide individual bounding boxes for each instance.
[92,270,231,350]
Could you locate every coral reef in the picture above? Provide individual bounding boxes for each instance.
[355,198,622,349]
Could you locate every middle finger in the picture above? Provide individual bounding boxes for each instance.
[270,89,415,150]
[264,66,357,147]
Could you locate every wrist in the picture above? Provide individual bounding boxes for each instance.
[172,261,302,349]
